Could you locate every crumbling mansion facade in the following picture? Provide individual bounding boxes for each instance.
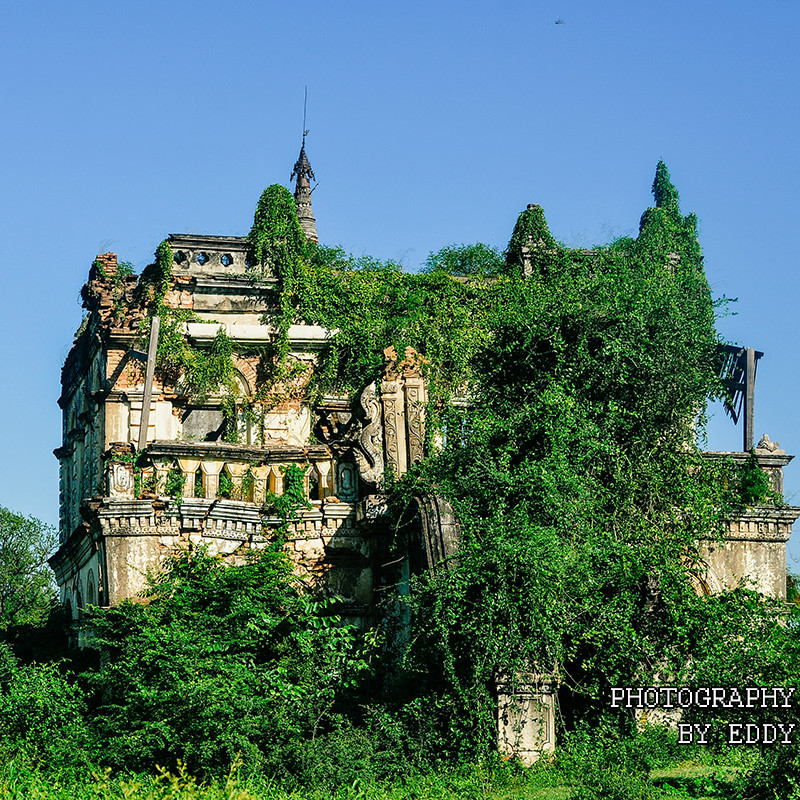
[50,147,800,764]
[50,142,438,631]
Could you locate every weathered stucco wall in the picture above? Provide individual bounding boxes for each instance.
[700,508,797,599]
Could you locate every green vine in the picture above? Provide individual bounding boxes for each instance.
[504,202,561,276]
[135,240,173,307]
[738,452,782,505]
[164,462,185,505]
[218,469,234,499]
[248,185,311,363]
[255,464,314,544]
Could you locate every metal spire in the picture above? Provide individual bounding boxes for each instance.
[291,87,318,243]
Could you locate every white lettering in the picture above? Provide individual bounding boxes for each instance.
[728,723,743,745]
[678,723,694,744]
[779,723,796,744]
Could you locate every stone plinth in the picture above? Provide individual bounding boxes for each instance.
[495,671,557,765]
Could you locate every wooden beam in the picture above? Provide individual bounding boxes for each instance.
[744,346,755,452]
[137,316,160,452]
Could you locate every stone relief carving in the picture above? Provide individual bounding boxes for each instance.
[108,462,135,499]
[380,378,405,477]
[353,382,384,487]
[314,407,356,447]
[263,405,311,447]
[404,376,426,467]
[495,670,558,765]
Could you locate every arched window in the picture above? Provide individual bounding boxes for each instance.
[307,470,320,502]
[180,370,255,443]
[86,570,96,607]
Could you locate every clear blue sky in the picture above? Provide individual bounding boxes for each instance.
[2,1,799,562]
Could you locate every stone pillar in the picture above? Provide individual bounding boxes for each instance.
[270,465,285,496]
[495,672,557,765]
[177,458,200,499]
[252,465,271,504]
[381,348,408,478]
[403,354,427,467]
[200,460,224,500]
[226,462,248,500]
[153,462,170,495]
[315,460,332,499]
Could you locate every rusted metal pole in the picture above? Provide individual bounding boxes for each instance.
[137,316,160,452]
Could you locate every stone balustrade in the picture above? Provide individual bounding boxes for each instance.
[104,440,355,506]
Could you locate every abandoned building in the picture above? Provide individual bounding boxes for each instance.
[50,140,423,631]
[49,146,800,764]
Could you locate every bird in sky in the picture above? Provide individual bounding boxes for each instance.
[555,19,565,24]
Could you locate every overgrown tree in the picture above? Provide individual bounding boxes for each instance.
[90,542,372,776]
[379,164,793,758]
[0,507,56,628]
[423,243,505,277]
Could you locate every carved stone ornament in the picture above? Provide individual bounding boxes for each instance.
[756,433,785,455]
[108,462,135,498]
[314,408,356,448]
[353,382,384,487]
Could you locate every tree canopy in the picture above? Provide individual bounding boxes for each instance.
[0,507,56,628]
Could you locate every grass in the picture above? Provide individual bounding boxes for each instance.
[0,749,757,800]
[0,762,748,800]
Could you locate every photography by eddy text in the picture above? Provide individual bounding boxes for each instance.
[610,686,797,745]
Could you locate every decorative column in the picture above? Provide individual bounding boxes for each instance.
[252,465,272,504]
[402,346,427,468]
[315,460,332,500]
[381,347,408,477]
[177,458,200,499]
[200,460,224,500]
[226,462,248,500]
[270,464,285,496]
[153,462,170,495]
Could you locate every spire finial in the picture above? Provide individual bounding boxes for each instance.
[291,87,318,243]
[302,85,308,147]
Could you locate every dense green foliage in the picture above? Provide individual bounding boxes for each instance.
[0,644,95,777]
[89,546,370,776]
[136,240,174,307]
[422,242,505,277]
[249,185,312,363]
[0,508,56,628]
[239,163,800,789]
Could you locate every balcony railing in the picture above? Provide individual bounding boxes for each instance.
[104,441,358,506]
